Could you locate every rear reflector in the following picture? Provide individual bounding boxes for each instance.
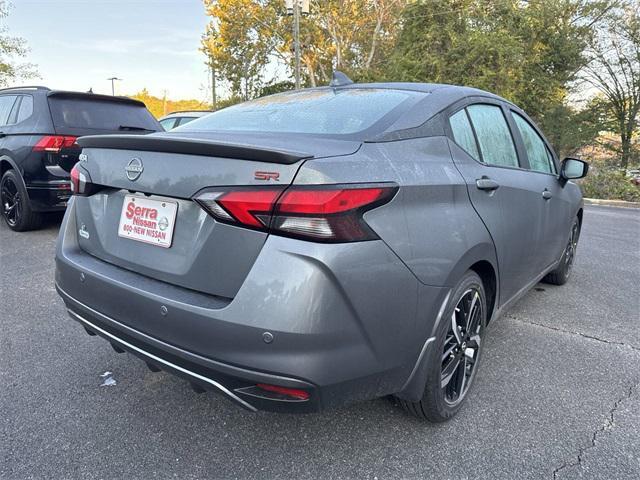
[33,135,77,153]
[256,383,310,400]
[194,184,397,242]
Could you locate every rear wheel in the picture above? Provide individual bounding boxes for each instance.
[543,217,580,286]
[1,169,43,231]
[399,270,486,422]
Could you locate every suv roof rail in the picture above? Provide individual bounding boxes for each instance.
[0,85,51,92]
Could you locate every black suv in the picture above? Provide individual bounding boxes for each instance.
[0,86,161,231]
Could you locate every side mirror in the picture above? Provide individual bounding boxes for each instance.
[561,158,589,180]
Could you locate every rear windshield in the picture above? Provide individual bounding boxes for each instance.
[48,97,159,132]
[176,88,426,136]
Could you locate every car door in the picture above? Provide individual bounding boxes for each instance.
[446,100,547,303]
[508,109,574,270]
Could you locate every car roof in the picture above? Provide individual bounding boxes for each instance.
[170,82,517,141]
[325,82,510,136]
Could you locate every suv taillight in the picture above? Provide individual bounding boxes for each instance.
[33,135,78,153]
[194,184,397,242]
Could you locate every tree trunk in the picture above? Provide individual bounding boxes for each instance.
[303,56,317,87]
[620,132,630,170]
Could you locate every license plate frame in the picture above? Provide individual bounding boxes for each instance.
[117,194,178,248]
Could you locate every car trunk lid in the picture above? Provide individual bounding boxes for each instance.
[72,134,360,298]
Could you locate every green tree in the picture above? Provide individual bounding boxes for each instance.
[0,0,37,86]
[386,0,615,135]
[202,0,280,100]
[201,1,408,96]
[542,99,608,158]
[130,89,211,118]
[581,5,640,169]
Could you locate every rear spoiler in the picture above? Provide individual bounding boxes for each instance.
[47,91,147,107]
[76,134,314,164]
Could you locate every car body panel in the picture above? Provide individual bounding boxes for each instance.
[295,137,498,288]
[56,198,447,409]
[54,82,585,412]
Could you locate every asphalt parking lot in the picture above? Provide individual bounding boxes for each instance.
[1,205,639,480]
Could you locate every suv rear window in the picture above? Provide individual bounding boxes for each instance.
[177,88,426,136]
[48,97,159,131]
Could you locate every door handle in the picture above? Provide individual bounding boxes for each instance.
[0,132,5,138]
[476,177,500,191]
[542,190,552,200]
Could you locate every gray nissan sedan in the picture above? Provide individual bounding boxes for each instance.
[55,74,588,421]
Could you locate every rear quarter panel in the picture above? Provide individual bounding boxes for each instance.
[294,136,498,289]
[294,136,498,351]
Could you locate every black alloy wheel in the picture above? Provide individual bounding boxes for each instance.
[441,287,483,405]
[1,173,21,227]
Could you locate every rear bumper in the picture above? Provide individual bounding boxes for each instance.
[57,284,319,413]
[27,180,71,212]
[55,198,448,412]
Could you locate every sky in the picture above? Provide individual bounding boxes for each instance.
[6,0,214,100]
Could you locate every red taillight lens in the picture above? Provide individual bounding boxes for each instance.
[217,188,285,228]
[194,184,397,242]
[276,188,388,215]
[195,188,285,229]
[70,163,99,196]
[272,186,394,241]
[70,164,84,194]
[33,135,77,153]
[256,383,310,400]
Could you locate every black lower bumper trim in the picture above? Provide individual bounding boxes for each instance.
[67,308,259,411]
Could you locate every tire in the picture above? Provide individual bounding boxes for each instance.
[542,217,580,286]
[0,169,44,231]
[398,270,487,422]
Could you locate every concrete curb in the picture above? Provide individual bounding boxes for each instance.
[584,198,640,209]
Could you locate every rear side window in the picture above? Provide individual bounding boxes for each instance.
[48,97,159,131]
[449,109,480,160]
[512,112,555,174]
[467,104,519,168]
[0,95,18,126]
[16,95,33,123]
[159,118,177,130]
[178,88,426,136]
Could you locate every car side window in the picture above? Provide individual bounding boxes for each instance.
[512,112,555,174]
[467,104,519,168]
[0,95,18,126]
[15,95,34,124]
[159,118,176,130]
[449,109,480,160]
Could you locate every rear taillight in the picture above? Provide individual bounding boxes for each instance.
[194,184,397,242]
[70,163,100,196]
[33,135,77,153]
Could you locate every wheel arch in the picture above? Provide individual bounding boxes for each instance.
[469,260,498,324]
[443,242,499,322]
[0,155,29,195]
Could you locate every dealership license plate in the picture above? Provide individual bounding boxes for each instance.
[117,195,178,248]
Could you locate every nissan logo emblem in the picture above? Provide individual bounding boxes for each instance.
[125,158,144,181]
